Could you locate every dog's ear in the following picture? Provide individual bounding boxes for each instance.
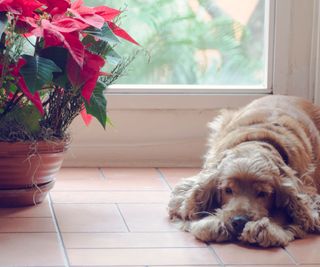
[275,165,315,231]
[184,172,221,220]
[168,172,220,221]
[169,148,229,221]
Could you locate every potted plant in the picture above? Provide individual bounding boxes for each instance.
[0,0,138,207]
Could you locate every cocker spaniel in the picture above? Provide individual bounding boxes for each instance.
[168,95,320,247]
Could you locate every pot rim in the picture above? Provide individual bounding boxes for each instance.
[0,139,69,155]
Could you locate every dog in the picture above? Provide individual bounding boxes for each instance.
[168,95,320,247]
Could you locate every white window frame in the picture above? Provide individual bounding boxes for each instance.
[65,0,320,167]
[273,0,318,101]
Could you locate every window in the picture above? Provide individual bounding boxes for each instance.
[86,0,271,88]
[67,0,319,167]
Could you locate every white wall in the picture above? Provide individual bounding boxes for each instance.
[64,109,218,167]
[64,94,264,167]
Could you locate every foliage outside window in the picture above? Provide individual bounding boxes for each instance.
[86,0,267,86]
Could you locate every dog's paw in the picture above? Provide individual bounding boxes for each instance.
[170,218,192,232]
[190,216,231,243]
[240,218,294,247]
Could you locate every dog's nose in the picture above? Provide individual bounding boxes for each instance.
[231,215,249,233]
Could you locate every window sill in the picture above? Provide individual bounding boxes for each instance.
[106,87,271,110]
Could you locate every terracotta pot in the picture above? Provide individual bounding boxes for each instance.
[0,141,68,207]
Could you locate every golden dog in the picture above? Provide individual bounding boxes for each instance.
[168,95,320,247]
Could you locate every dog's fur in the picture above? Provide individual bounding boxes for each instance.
[168,95,320,247]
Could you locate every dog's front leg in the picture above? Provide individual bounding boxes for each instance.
[239,218,303,247]
[189,214,232,242]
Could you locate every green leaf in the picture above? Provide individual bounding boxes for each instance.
[0,12,7,37]
[12,105,41,134]
[39,47,68,72]
[84,81,107,129]
[106,48,122,65]
[84,23,120,44]
[39,47,70,88]
[82,35,106,55]
[20,55,62,93]
[8,82,17,93]
[106,116,114,127]
[53,74,70,89]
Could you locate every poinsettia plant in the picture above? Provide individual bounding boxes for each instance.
[0,0,138,141]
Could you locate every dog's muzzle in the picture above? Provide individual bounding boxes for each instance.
[230,215,249,234]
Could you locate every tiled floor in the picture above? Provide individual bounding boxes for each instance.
[0,167,319,267]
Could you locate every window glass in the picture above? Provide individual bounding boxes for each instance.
[85,0,268,86]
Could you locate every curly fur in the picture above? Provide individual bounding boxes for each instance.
[168,95,320,247]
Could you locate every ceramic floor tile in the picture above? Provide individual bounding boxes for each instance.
[53,203,128,232]
[118,203,177,232]
[67,247,219,266]
[63,232,205,248]
[0,218,55,232]
[50,190,171,204]
[101,168,169,190]
[159,168,200,189]
[211,243,294,265]
[56,168,102,180]
[286,235,320,264]
[0,233,64,267]
[53,168,105,191]
[4,167,318,267]
[0,198,51,217]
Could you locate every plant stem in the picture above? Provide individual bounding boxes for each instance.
[23,35,36,48]
[0,89,22,119]
[34,37,41,55]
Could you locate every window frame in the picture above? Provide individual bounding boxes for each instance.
[105,0,318,110]
[272,0,318,100]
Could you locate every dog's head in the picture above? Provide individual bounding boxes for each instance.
[190,141,316,238]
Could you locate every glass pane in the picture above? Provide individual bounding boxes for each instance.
[85,0,268,86]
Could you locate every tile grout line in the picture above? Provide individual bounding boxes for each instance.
[71,266,149,267]
[207,244,225,267]
[98,167,107,180]
[0,216,52,218]
[52,190,169,192]
[147,266,223,267]
[155,168,173,191]
[283,246,299,266]
[116,203,131,232]
[38,230,180,233]
[52,202,169,205]
[48,193,71,267]
[66,246,207,250]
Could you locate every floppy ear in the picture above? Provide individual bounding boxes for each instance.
[168,171,221,221]
[275,166,315,231]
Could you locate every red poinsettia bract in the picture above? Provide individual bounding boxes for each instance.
[0,0,42,16]
[39,0,70,16]
[10,59,44,115]
[67,50,105,103]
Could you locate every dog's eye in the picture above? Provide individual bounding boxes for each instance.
[256,191,268,198]
[225,187,233,194]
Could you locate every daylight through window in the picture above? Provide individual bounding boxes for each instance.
[86,0,269,86]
